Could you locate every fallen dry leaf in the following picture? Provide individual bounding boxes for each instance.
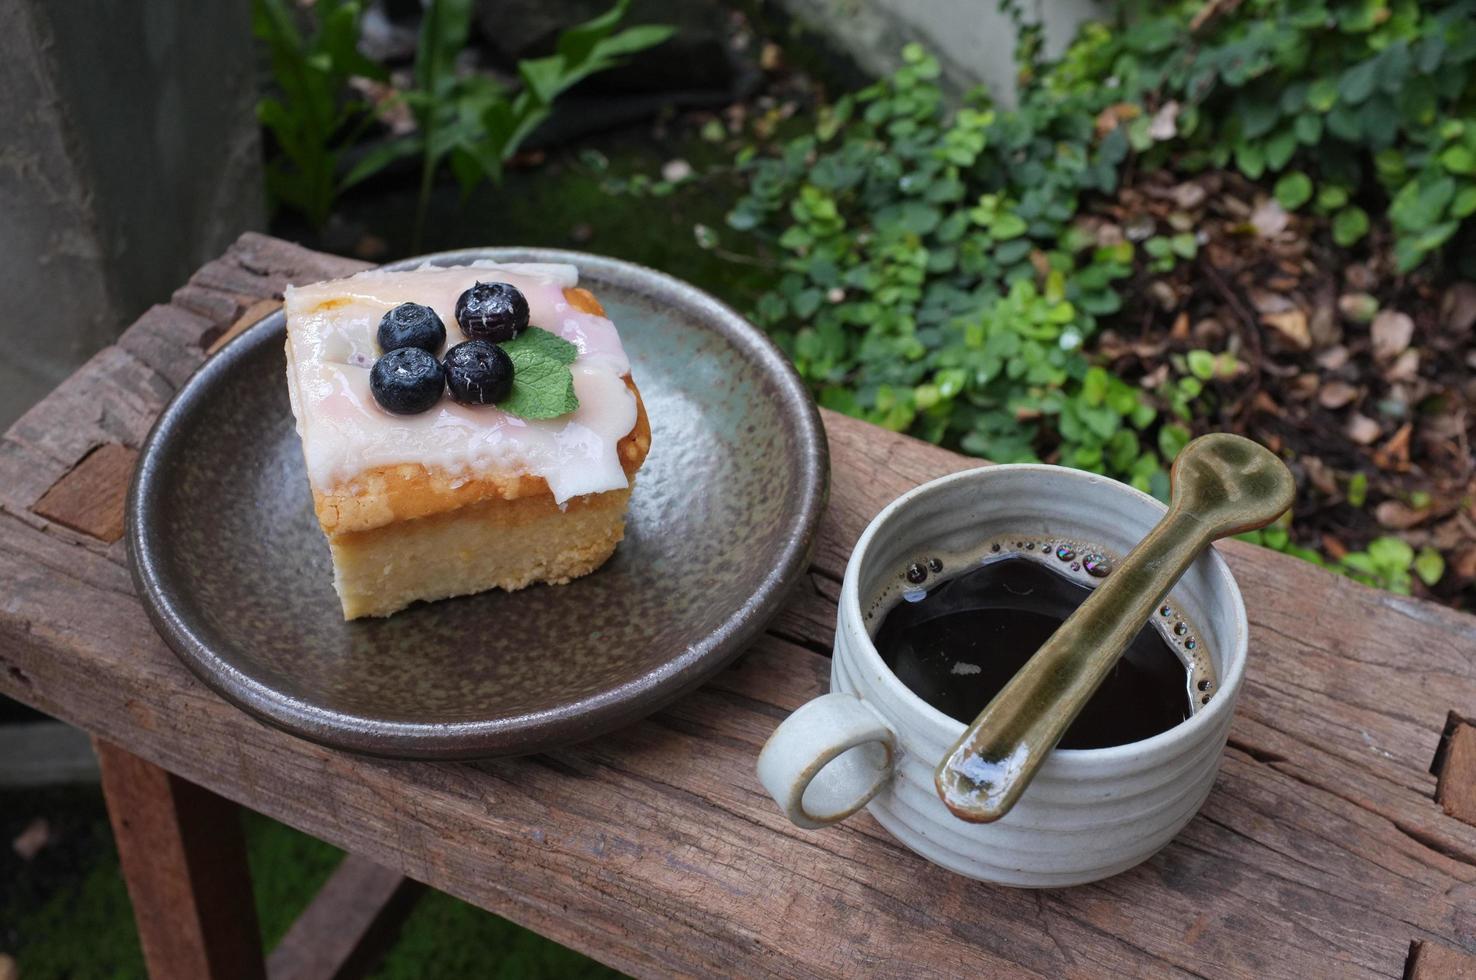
[1318,380,1359,409]
[1148,280,1178,309]
[1251,288,1295,316]
[12,817,49,860]
[1140,363,1169,389]
[1453,545,1476,581]
[1371,310,1415,361]
[1441,281,1476,334]
[1321,533,1349,560]
[1376,500,1432,529]
[1337,292,1379,324]
[1192,318,1227,346]
[1170,311,1190,340]
[1095,102,1142,137]
[1302,455,1338,496]
[1191,0,1245,31]
[1344,263,1376,291]
[1250,198,1289,238]
[1205,241,1238,268]
[1170,182,1207,210]
[1263,310,1312,349]
[1423,407,1468,441]
[1094,221,1126,246]
[1148,101,1180,141]
[1346,413,1382,444]
[1430,513,1476,550]
[1262,358,1301,379]
[1373,422,1413,470]
[1126,213,1156,241]
[1292,372,1320,398]
[1316,345,1350,370]
[1386,349,1420,382]
[1310,297,1340,348]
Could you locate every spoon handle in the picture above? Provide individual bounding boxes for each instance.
[934,505,1211,823]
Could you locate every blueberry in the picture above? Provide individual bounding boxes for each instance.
[444,340,514,405]
[369,347,444,415]
[377,302,446,354]
[455,282,529,342]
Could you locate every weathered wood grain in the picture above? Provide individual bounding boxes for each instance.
[172,233,368,335]
[117,303,216,388]
[31,443,139,542]
[1437,721,1476,828]
[1408,940,1476,978]
[266,855,419,980]
[2,233,1475,978]
[96,740,265,980]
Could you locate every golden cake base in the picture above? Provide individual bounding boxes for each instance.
[328,485,633,619]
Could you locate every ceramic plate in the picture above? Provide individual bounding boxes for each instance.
[128,249,828,759]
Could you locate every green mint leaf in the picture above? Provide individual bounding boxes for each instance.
[496,326,580,420]
[501,325,578,365]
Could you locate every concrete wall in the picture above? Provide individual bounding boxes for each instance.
[773,0,1107,103]
[0,1,265,427]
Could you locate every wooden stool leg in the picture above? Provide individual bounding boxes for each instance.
[95,739,266,980]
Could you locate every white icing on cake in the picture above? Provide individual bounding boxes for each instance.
[284,262,637,505]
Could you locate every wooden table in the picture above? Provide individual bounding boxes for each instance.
[4,234,1476,980]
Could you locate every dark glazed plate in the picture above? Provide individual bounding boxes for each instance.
[128,249,828,759]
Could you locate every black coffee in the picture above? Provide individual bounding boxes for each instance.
[874,555,1194,749]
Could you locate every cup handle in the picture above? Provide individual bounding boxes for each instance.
[757,692,897,829]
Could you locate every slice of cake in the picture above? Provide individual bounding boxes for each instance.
[283,261,650,619]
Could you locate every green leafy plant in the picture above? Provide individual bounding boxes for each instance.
[1240,523,1445,594]
[1084,0,1476,271]
[254,0,673,235]
[347,0,674,244]
[253,0,387,228]
[714,3,1475,597]
[726,43,1182,494]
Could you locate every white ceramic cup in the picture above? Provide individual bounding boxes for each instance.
[757,465,1248,887]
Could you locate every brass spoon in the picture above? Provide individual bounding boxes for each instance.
[934,433,1295,823]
